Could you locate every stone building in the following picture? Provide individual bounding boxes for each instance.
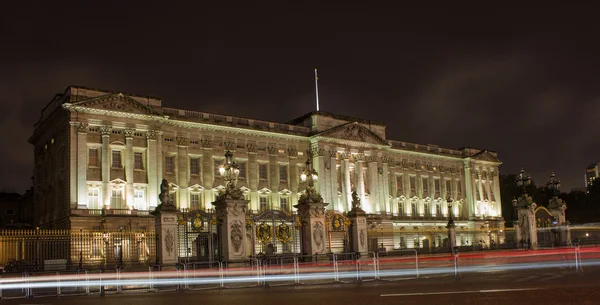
[29,86,505,254]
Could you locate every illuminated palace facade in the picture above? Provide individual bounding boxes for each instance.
[30,86,505,250]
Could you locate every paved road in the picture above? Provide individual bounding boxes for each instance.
[3,267,599,305]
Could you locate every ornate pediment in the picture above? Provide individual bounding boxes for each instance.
[72,93,163,116]
[316,122,390,146]
[471,150,501,163]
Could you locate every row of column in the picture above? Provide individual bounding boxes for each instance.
[73,123,160,210]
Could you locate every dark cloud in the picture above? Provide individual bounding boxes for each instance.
[1,3,599,193]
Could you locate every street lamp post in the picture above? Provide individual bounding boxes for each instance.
[516,168,531,194]
[299,158,321,204]
[547,172,561,197]
[219,150,241,192]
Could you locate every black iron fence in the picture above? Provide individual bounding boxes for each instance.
[0,229,156,272]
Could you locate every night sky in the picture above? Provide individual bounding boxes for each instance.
[1,2,599,193]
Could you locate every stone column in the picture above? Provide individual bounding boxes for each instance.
[177,136,189,210]
[288,148,299,207]
[202,140,214,209]
[463,160,474,219]
[214,198,249,261]
[348,192,368,253]
[76,123,88,209]
[382,159,391,214]
[247,144,258,211]
[311,146,326,197]
[341,153,352,211]
[367,157,379,213]
[155,179,179,267]
[296,201,328,256]
[100,126,112,208]
[329,152,339,211]
[147,131,159,210]
[492,170,502,215]
[268,146,279,209]
[355,156,365,205]
[124,129,135,209]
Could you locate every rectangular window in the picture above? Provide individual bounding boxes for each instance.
[422,178,429,197]
[190,193,201,210]
[279,165,288,182]
[436,202,441,216]
[409,176,416,192]
[238,162,246,178]
[446,180,452,197]
[112,150,122,168]
[89,148,99,167]
[259,163,268,180]
[424,202,429,216]
[165,156,174,174]
[134,189,145,210]
[411,202,417,216]
[259,196,268,211]
[434,179,440,198]
[457,180,462,197]
[280,197,289,211]
[398,201,403,216]
[190,158,200,175]
[88,188,100,209]
[111,189,123,209]
[396,175,403,193]
[134,152,144,170]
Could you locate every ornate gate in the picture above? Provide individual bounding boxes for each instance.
[250,210,299,256]
[535,207,556,248]
[177,209,218,263]
[325,211,351,253]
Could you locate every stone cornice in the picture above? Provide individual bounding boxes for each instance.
[310,135,390,150]
[388,147,464,162]
[63,104,309,142]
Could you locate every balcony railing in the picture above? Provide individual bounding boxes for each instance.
[71,209,153,216]
[161,107,310,135]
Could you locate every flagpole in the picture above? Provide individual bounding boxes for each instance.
[314,68,320,111]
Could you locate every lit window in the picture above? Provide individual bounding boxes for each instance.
[165,156,174,173]
[134,152,144,170]
[190,158,200,175]
[89,148,99,167]
[279,165,288,182]
[112,150,122,168]
[190,193,201,210]
[88,187,100,209]
[134,189,145,210]
[280,197,288,211]
[111,189,123,209]
[259,196,268,211]
[259,164,268,180]
[238,162,246,178]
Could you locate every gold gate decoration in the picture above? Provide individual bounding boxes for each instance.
[326,211,351,232]
[276,222,292,244]
[191,212,205,231]
[256,223,272,244]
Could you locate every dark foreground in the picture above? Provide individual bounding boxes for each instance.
[3,266,599,305]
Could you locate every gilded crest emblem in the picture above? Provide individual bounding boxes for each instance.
[256,223,272,244]
[276,223,292,244]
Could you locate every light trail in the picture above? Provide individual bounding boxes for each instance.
[1,248,599,294]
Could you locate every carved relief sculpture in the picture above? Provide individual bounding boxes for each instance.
[165,228,175,256]
[230,220,244,254]
[313,221,325,252]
